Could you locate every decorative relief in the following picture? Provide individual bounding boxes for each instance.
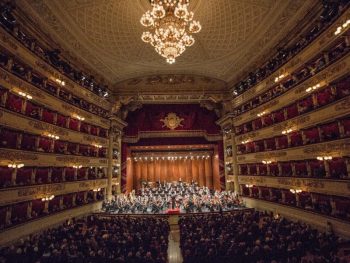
[250,100,279,117]
[78,180,106,188]
[61,104,91,119]
[0,149,38,160]
[28,121,68,136]
[18,184,65,197]
[276,178,325,189]
[55,156,91,164]
[238,176,266,184]
[83,135,108,145]
[0,31,18,50]
[99,159,108,164]
[254,151,287,159]
[335,98,350,111]
[273,116,310,132]
[237,132,259,142]
[303,139,350,155]
[160,113,184,130]
[35,60,55,75]
[237,156,246,161]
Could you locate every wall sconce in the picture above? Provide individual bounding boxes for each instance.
[305,83,321,93]
[316,156,333,161]
[245,184,254,188]
[93,188,101,192]
[290,189,302,194]
[8,163,24,168]
[281,128,294,135]
[334,19,350,35]
[42,195,55,201]
[241,139,251,144]
[47,133,60,140]
[274,73,286,83]
[257,111,267,117]
[55,78,66,86]
[73,165,83,169]
[73,114,85,121]
[93,144,102,148]
[18,91,32,100]
[262,160,272,164]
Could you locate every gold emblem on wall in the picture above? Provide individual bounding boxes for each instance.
[160,113,184,130]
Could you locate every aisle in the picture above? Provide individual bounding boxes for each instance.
[168,216,183,263]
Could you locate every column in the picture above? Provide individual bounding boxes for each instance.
[107,117,126,199]
[27,202,32,219]
[5,207,12,226]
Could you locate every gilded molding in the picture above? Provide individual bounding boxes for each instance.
[28,120,68,136]
[273,116,311,132]
[55,156,91,164]
[254,151,287,159]
[335,97,350,111]
[18,184,65,197]
[0,149,38,160]
[303,139,350,155]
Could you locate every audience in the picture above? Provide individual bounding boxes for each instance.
[179,211,344,263]
[0,216,169,263]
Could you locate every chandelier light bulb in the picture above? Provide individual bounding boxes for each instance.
[141,0,201,64]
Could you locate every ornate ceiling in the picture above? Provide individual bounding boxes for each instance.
[18,0,317,93]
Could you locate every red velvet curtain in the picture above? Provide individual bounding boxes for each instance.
[126,156,217,191]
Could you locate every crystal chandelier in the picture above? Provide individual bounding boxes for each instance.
[140,0,202,64]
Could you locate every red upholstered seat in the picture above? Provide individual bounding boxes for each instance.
[253,119,262,130]
[269,163,279,176]
[239,164,248,175]
[262,115,273,127]
[51,167,63,183]
[298,96,313,114]
[316,87,335,106]
[77,168,87,180]
[6,93,23,113]
[0,128,18,148]
[329,158,347,178]
[273,110,285,123]
[286,104,298,119]
[336,78,350,98]
[303,127,320,144]
[38,137,52,152]
[249,164,257,175]
[16,167,32,186]
[99,148,107,158]
[25,101,41,119]
[67,142,78,155]
[90,126,98,136]
[65,168,75,181]
[321,122,340,140]
[11,202,28,224]
[294,161,308,177]
[254,140,265,152]
[0,166,13,187]
[258,164,267,175]
[35,168,49,184]
[42,108,55,124]
[281,162,292,176]
[290,131,303,147]
[56,114,67,128]
[54,141,66,154]
[32,199,44,217]
[69,118,79,131]
[309,160,325,177]
[265,138,276,151]
[99,128,108,138]
[80,122,90,133]
[276,135,288,149]
[342,119,350,137]
[49,197,60,212]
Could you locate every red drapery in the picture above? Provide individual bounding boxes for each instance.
[126,156,216,192]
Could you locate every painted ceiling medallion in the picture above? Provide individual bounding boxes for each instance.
[160,113,184,130]
[140,0,201,64]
